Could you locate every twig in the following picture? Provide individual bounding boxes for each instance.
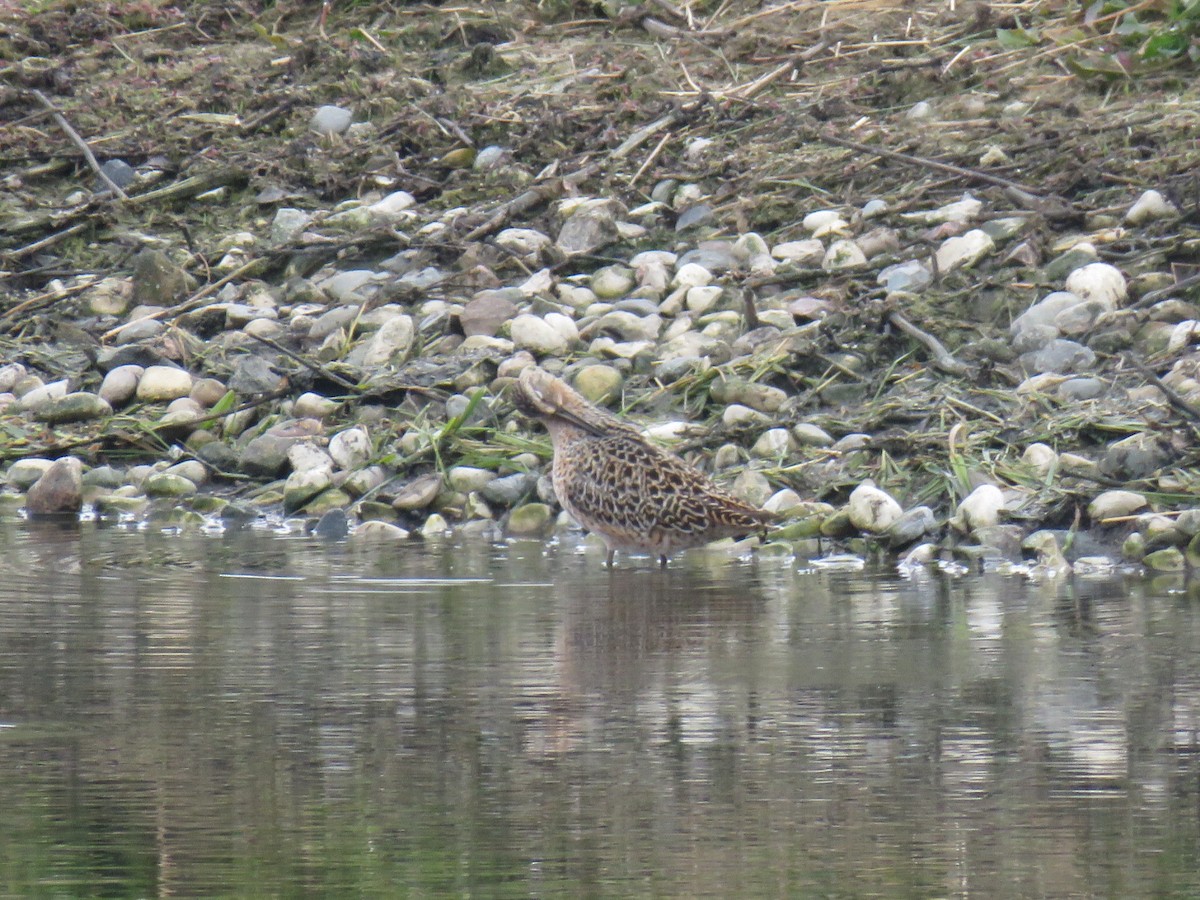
[814,129,1057,206]
[463,163,599,242]
[1131,269,1200,309]
[28,89,129,201]
[886,311,972,376]
[2,220,91,263]
[1124,353,1200,422]
[245,331,362,392]
[99,257,265,342]
[0,274,102,332]
[628,130,672,187]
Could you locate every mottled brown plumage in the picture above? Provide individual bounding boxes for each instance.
[513,366,774,567]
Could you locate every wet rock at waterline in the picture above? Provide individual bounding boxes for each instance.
[25,457,83,516]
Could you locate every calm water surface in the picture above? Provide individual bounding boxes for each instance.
[1,520,1199,898]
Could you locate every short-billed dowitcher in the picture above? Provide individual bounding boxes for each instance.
[512,366,774,567]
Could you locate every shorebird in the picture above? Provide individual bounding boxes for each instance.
[512,366,774,567]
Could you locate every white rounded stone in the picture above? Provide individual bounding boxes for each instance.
[847,482,903,534]
[956,484,1005,530]
[1065,262,1127,307]
[136,365,193,402]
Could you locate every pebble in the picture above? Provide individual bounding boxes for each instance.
[1126,189,1176,224]
[847,482,903,534]
[751,428,792,458]
[447,466,497,493]
[392,473,443,511]
[144,472,199,498]
[329,426,372,470]
[934,229,994,272]
[572,365,623,405]
[1065,262,1127,307]
[352,520,410,541]
[822,239,867,270]
[955,484,1005,531]
[26,457,83,515]
[99,365,144,406]
[511,314,571,356]
[310,105,353,135]
[137,366,194,402]
[35,392,111,424]
[507,502,553,536]
[1022,443,1058,477]
[8,458,54,490]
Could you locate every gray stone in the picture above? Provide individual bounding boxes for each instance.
[131,248,195,306]
[506,502,554,536]
[751,428,792,458]
[572,365,623,405]
[677,244,737,272]
[511,314,570,356]
[887,506,937,546]
[557,201,620,255]
[591,265,636,299]
[481,472,537,506]
[8,458,54,489]
[144,472,198,498]
[460,293,517,337]
[314,508,350,540]
[447,466,496,493]
[1017,339,1096,375]
[590,311,661,342]
[352,520,410,541]
[271,208,314,244]
[791,423,834,447]
[26,457,83,515]
[16,379,69,411]
[322,269,379,303]
[847,482,902,534]
[392,473,442,511]
[1100,433,1170,480]
[98,158,135,191]
[284,468,332,512]
[1057,377,1106,401]
[228,355,284,395]
[495,228,551,259]
[310,104,353,135]
[35,392,112,424]
[354,314,416,368]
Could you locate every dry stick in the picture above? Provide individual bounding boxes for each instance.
[1131,269,1200,309]
[0,274,102,331]
[99,257,264,342]
[245,331,361,392]
[886,310,972,377]
[1124,353,1200,422]
[628,130,672,187]
[29,89,130,201]
[2,220,90,263]
[463,163,600,242]
[814,130,1057,207]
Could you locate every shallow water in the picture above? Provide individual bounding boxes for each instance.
[1,520,1199,898]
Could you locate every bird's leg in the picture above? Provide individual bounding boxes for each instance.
[605,548,615,567]
[659,554,668,568]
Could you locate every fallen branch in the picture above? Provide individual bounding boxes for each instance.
[245,331,362,393]
[1124,353,1200,422]
[463,162,599,242]
[99,256,267,342]
[814,129,1070,215]
[887,310,973,376]
[29,89,129,201]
